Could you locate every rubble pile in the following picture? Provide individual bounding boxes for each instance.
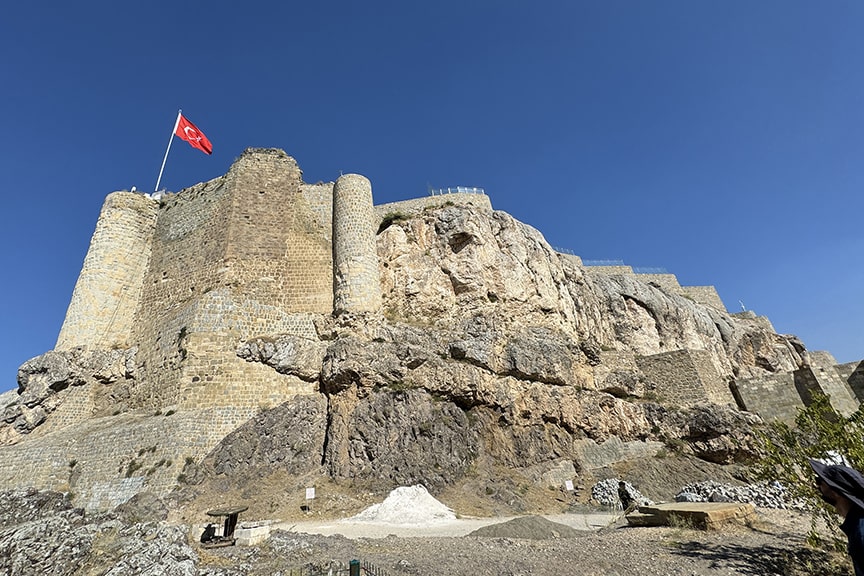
[591,479,654,508]
[675,480,804,509]
[349,485,456,524]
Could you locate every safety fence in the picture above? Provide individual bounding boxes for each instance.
[581,259,625,267]
[429,186,486,195]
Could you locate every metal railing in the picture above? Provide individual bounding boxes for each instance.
[632,267,668,274]
[582,259,625,267]
[429,186,485,196]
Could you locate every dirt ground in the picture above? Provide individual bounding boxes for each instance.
[177,455,852,575]
[197,509,853,576]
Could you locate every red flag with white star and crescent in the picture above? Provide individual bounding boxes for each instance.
[174,113,213,155]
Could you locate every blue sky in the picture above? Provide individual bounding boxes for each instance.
[1,1,862,393]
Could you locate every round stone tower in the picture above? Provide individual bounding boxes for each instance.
[56,191,158,350]
[331,173,382,315]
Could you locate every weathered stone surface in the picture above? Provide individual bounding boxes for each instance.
[0,489,197,576]
[237,335,327,382]
[324,388,480,487]
[628,501,756,529]
[3,348,137,440]
[185,394,328,487]
[644,404,763,464]
[4,157,845,515]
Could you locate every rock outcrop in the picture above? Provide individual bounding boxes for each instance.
[0,177,830,513]
[0,489,197,576]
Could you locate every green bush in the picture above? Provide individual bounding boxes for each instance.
[752,393,864,550]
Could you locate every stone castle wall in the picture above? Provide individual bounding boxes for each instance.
[56,192,158,350]
[637,349,733,406]
[0,408,261,511]
[134,150,330,411]
[681,286,726,311]
[635,273,681,293]
[733,363,862,423]
[837,361,864,400]
[731,372,804,423]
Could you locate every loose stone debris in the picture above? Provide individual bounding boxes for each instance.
[348,485,457,524]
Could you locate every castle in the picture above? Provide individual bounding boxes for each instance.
[1,147,862,510]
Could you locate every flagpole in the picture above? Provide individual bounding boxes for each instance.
[154,110,182,193]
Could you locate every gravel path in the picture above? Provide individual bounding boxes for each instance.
[276,512,618,539]
[200,510,851,576]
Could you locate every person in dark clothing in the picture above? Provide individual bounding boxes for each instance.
[200,523,216,543]
[618,480,636,513]
[810,458,864,576]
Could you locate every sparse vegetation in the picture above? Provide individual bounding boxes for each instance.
[753,393,864,551]
[378,211,409,234]
[666,513,697,530]
[125,460,142,477]
[665,437,687,454]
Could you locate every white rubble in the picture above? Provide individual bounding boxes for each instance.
[348,485,456,524]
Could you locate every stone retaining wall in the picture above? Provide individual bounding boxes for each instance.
[0,408,262,511]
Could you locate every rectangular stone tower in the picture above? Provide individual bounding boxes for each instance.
[57,149,335,417]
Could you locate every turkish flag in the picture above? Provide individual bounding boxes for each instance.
[175,114,213,155]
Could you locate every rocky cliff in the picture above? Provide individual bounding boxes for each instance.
[7,199,807,509]
[0,188,819,515]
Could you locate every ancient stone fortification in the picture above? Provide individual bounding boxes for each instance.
[2,147,862,512]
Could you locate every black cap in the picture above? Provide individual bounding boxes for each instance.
[810,458,864,511]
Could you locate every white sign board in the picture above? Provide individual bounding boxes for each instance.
[564,480,574,492]
[305,487,316,500]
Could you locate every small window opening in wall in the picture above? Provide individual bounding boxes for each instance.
[161,271,169,282]
[259,190,265,194]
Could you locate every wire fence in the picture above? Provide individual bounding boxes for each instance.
[281,559,391,576]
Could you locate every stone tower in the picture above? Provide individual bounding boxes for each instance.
[56,191,157,351]
[332,173,382,314]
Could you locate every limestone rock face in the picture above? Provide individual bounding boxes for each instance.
[644,404,763,464]
[237,336,327,382]
[324,388,480,487]
[184,394,328,489]
[190,203,805,502]
[1,198,817,511]
[2,348,137,442]
[0,489,197,576]
[377,205,801,382]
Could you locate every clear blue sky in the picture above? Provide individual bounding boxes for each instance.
[2,1,862,393]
